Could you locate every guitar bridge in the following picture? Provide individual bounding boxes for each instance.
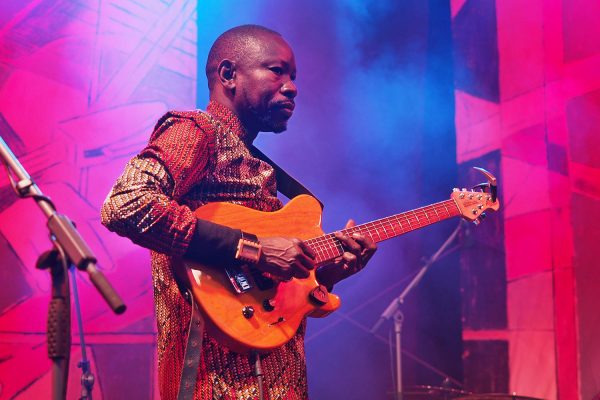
[224,265,253,293]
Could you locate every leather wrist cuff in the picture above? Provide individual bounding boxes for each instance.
[235,232,262,264]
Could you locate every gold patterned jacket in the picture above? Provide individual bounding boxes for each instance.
[101,101,308,400]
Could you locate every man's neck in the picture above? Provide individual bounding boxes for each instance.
[208,95,259,143]
[206,99,258,144]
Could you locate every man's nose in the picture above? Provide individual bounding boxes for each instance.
[281,79,297,99]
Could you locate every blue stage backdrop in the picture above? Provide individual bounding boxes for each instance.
[196,2,459,398]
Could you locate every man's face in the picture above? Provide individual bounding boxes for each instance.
[234,35,297,134]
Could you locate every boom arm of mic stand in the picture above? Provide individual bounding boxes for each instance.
[370,220,463,333]
[48,214,126,314]
[0,135,126,315]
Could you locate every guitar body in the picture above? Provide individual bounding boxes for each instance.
[178,195,341,353]
[174,168,501,353]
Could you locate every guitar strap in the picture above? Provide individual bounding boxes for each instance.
[176,111,323,399]
[250,145,324,209]
[176,290,204,400]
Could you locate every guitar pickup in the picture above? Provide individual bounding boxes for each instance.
[224,265,253,293]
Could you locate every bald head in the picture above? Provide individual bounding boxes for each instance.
[206,24,282,90]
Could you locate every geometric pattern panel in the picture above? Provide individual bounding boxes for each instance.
[0,234,32,314]
[92,344,155,399]
[0,0,196,398]
[459,151,507,330]
[567,89,600,169]
[454,0,600,398]
[462,340,509,393]
[562,0,600,62]
[453,0,500,102]
[572,193,600,400]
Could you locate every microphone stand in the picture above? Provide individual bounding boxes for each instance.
[370,221,463,400]
[0,136,126,400]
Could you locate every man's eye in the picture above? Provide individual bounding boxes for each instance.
[270,67,283,75]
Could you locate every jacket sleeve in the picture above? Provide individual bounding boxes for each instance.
[101,114,218,258]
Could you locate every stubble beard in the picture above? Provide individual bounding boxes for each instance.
[251,106,288,133]
[244,92,289,134]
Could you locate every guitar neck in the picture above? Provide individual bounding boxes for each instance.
[304,199,461,265]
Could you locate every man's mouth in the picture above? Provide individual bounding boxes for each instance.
[278,108,293,118]
[272,102,295,118]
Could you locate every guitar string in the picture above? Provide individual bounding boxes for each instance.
[306,206,449,258]
[305,200,461,263]
[305,200,458,249]
[305,200,452,250]
[305,207,452,257]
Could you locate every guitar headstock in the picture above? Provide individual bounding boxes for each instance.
[451,167,500,224]
[451,188,500,224]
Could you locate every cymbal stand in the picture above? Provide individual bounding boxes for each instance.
[371,220,463,400]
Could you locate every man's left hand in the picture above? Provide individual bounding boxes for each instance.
[315,219,377,289]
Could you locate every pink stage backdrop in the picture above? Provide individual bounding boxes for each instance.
[0,1,197,398]
[452,0,600,399]
[2,1,600,399]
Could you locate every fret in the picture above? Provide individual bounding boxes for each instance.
[387,219,400,236]
[334,239,344,255]
[405,214,413,230]
[395,215,404,232]
[385,218,397,237]
[373,226,382,241]
[325,243,336,259]
[423,208,431,224]
[412,210,420,227]
[381,224,391,239]
[365,231,376,243]
[390,221,399,235]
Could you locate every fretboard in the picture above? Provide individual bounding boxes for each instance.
[304,199,460,265]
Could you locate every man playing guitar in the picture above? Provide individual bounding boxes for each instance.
[102,24,377,400]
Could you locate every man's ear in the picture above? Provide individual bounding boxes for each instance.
[217,59,236,90]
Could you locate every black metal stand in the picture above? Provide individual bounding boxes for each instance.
[37,247,71,400]
[71,266,95,400]
[1,135,125,399]
[371,221,464,400]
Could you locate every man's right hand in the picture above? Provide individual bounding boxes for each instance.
[257,237,316,281]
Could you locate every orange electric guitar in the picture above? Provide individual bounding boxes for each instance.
[176,167,499,353]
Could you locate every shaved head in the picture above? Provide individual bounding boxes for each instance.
[206,24,282,90]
